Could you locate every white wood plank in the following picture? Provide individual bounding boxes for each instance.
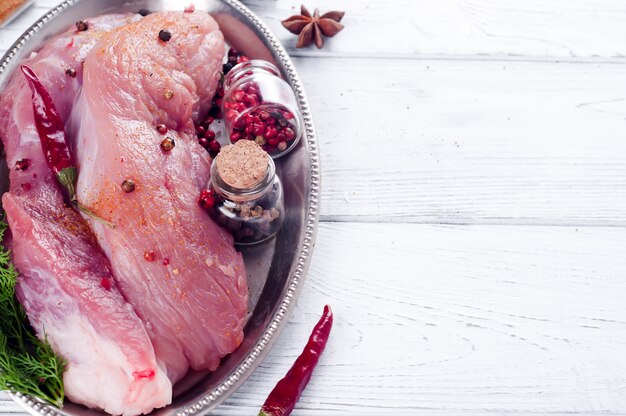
[3,222,626,414]
[240,0,626,60]
[292,57,626,224]
[241,0,626,60]
[5,0,626,60]
[220,222,626,415]
[0,399,21,414]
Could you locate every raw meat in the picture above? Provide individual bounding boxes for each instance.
[3,186,171,415]
[73,11,248,382]
[0,14,171,415]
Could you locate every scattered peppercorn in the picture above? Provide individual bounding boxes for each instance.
[15,159,29,171]
[223,61,235,74]
[158,29,172,42]
[138,9,151,16]
[162,258,170,266]
[65,68,76,78]
[198,189,216,209]
[160,137,175,152]
[204,129,216,140]
[144,250,155,262]
[75,20,89,32]
[100,278,111,290]
[121,179,135,193]
[156,124,168,134]
[208,140,221,153]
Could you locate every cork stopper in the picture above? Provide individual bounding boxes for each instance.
[215,140,269,189]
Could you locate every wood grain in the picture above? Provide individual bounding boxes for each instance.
[239,0,626,60]
[161,222,626,415]
[207,222,626,414]
[8,0,626,60]
[294,57,626,224]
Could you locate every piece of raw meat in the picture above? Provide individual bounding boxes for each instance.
[3,185,171,415]
[73,11,248,383]
[0,14,171,415]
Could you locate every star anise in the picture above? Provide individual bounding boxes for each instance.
[281,5,345,49]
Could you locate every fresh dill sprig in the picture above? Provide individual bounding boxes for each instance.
[0,217,65,407]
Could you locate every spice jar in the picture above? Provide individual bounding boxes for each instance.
[205,140,284,245]
[222,60,302,158]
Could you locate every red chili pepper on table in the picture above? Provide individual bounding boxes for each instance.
[259,305,333,416]
[20,65,113,227]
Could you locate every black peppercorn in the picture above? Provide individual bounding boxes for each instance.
[121,179,136,193]
[160,138,175,152]
[15,159,29,171]
[159,30,172,42]
[65,68,77,78]
[223,62,235,74]
[75,20,89,32]
[138,9,151,16]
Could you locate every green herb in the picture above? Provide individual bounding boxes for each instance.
[0,218,65,407]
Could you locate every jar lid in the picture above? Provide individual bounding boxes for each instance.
[214,140,269,190]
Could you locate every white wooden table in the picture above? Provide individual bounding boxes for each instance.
[2,1,626,415]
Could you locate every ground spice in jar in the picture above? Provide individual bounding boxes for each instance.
[215,140,268,189]
[202,141,285,245]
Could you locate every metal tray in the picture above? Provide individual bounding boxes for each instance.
[0,1,320,415]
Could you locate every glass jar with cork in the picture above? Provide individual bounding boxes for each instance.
[201,140,284,245]
[221,60,302,159]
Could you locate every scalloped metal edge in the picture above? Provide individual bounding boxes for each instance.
[1,0,320,415]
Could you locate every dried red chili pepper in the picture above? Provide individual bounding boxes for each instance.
[259,305,333,416]
[21,65,113,227]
